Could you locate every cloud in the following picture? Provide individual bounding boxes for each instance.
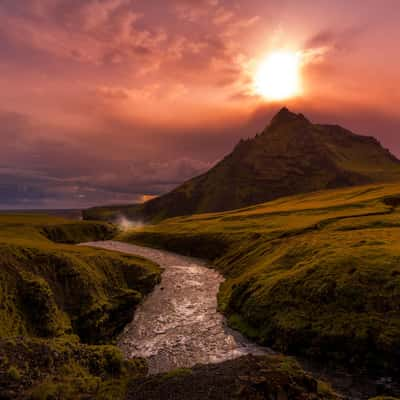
[301,26,370,73]
[173,0,219,22]
[212,7,234,25]
[0,0,258,102]
[2,96,400,210]
[0,157,213,209]
[304,26,367,53]
[0,108,216,208]
[0,0,167,65]
[2,1,399,210]
[95,86,132,100]
[0,0,260,102]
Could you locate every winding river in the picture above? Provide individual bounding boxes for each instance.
[80,241,399,399]
[81,241,269,374]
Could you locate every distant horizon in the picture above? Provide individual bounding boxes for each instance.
[2,107,400,210]
[1,3,399,395]
[0,208,83,211]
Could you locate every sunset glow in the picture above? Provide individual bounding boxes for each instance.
[255,51,302,100]
[2,2,400,396]
[0,0,399,209]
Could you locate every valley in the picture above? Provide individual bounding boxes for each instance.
[119,183,400,380]
[80,241,269,374]
[0,214,339,399]
[1,111,400,399]
[1,182,400,398]
[2,0,399,395]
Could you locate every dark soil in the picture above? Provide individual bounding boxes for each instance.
[127,354,339,400]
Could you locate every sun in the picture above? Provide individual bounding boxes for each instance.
[254,50,302,101]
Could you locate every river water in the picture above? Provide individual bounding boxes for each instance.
[81,241,269,374]
[80,241,398,399]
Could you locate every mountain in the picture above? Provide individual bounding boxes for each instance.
[84,108,400,222]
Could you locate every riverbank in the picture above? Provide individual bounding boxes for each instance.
[0,215,161,399]
[2,208,399,399]
[127,354,339,400]
[83,241,400,400]
[0,215,340,400]
[119,184,400,382]
[81,241,270,374]
[80,241,344,400]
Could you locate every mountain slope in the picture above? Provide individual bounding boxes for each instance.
[84,108,400,222]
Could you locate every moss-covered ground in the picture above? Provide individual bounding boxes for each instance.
[0,214,162,399]
[120,183,400,375]
[0,336,147,399]
[127,354,340,400]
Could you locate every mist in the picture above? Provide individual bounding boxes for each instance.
[115,215,145,231]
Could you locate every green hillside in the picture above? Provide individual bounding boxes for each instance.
[0,214,340,400]
[120,183,400,374]
[84,108,400,222]
[0,214,161,399]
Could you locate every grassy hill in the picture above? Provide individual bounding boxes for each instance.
[0,214,162,399]
[0,214,344,400]
[120,183,400,375]
[84,108,400,222]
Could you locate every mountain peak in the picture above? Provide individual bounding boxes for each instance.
[270,107,308,127]
[86,111,400,222]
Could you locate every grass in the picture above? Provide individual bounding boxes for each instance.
[162,367,193,380]
[0,213,117,244]
[0,214,162,342]
[127,354,339,400]
[0,336,147,399]
[120,182,400,374]
[0,214,162,398]
[369,398,400,400]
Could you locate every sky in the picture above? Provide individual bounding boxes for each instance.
[1,0,399,209]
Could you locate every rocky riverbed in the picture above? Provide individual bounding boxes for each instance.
[81,241,269,374]
[80,241,400,399]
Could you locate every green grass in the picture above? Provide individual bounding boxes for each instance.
[120,182,400,374]
[0,336,147,399]
[369,398,400,400]
[162,367,193,380]
[0,214,162,342]
[127,353,339,400]
[0,213,117,244]
[0,214,162,398]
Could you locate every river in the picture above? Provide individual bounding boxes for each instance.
[80,241,398,399]
[81,240,269,374]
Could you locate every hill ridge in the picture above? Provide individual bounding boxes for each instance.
[84,108,400,222]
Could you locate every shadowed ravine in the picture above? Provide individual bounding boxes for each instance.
[80,241,269,374]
